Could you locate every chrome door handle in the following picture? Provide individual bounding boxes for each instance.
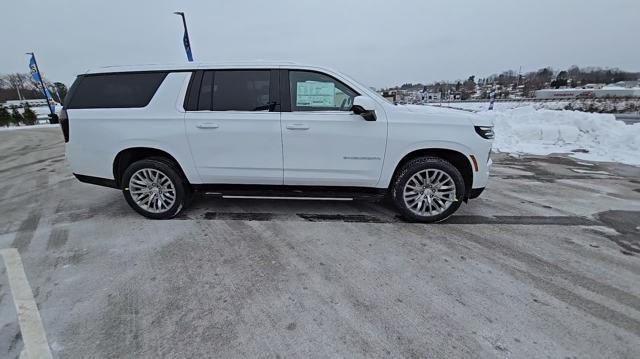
[196,123,219,129]
[286,124,310,130]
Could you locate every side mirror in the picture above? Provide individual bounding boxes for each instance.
[351,96,377,121]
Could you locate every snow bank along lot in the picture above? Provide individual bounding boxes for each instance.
[439,105,640,166]
[432,99,640,113]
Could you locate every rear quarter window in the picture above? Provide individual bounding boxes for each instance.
[66,72,168,109]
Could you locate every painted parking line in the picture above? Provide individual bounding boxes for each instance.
[0,248,52,359]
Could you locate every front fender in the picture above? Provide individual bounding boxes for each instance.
[378,140,476,188]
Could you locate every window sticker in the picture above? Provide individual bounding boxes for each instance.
[296,81,335,107]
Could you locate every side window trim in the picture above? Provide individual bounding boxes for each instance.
[282,69,360,113]
[184,70,203,111]
[269,69,280,112]
[280,70,291,112]
[198,70,214,111]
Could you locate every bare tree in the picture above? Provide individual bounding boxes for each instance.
[2,73,35,99]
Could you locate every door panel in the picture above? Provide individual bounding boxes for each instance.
[281,111,386,186]
[185,112,282,184]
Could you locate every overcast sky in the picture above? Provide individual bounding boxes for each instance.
[2,0,639,88]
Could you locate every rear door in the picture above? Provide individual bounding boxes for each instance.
[184,69,283,184]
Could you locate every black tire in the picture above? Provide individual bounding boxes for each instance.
[121,158,190,219]
[147,156,194,206]
[391,157,465,223]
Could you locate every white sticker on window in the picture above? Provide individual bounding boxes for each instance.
[296,81,335,107]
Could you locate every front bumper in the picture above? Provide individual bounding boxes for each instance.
[468,187,485,199]
[472,157,492,190]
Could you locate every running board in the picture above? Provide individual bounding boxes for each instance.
[211,195,354,201]
[193,184,386,202]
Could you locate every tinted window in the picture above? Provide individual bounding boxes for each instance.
[213,71,270,111]
[66,72,168,109]
[289,71,358,112]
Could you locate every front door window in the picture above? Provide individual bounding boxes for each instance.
[289,71,357,112]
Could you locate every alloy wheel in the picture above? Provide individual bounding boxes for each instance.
[128,168,177,213]
[403,169,457,216]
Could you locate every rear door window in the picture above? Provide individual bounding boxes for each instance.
[186,70,272,112]
[66,72,168,109]
[212,70,271,111]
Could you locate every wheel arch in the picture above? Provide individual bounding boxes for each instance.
[389,148,474,200]
[113,147,190,188]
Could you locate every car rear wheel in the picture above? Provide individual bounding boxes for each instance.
[392,157,465,223]
[122,159,189,219]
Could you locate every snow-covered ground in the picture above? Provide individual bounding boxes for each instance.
[473,106,640,166]
[0,124,59,131]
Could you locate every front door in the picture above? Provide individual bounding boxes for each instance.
[184,69,283,184]
[281,70,387,187]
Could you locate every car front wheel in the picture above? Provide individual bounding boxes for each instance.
[392,157,465,223]
[122,159,189,219]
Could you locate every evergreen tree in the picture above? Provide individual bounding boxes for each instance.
[0,106,11,127]
[10,106,23,126]
[22,103,37,125]
[52,82,68,102]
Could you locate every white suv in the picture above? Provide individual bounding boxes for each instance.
[61,62,493,222]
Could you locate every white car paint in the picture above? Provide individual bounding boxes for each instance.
[65,62,492,194]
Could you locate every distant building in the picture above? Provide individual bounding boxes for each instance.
[445,92,462,101]
[381,91,397,103]
[424,91,441,102]
[535,87,640,99]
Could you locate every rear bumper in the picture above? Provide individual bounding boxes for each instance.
[469,187,485,199]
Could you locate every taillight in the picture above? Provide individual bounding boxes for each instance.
[59,109,69,143]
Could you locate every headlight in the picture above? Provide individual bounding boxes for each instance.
[474,126,494,139]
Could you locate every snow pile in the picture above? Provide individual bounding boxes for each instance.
[477,106,640,166]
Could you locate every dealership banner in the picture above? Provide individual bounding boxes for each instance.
[28,54,56,113]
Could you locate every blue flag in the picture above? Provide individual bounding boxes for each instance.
[183,30,193,62]
[29,55,42,82]
[28,54,55,113]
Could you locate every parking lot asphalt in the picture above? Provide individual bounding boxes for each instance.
[0,127,639,358]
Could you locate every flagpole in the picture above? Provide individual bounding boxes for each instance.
[26,52,55,118]
[174,12,194,62]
